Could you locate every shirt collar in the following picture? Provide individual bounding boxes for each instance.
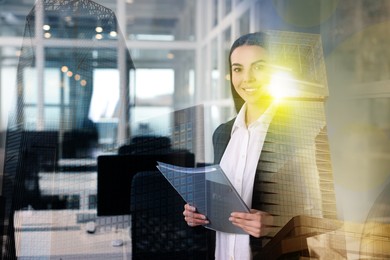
[231,102,278,135]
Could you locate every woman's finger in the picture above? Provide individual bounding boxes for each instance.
[183,204,209,226]
[184,204,196,212]
[229,210,273,237]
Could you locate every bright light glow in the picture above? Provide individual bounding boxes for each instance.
[44,32,51,38]
[66,71,73,77]
[95,26,103,33]
[74,74,81,81]
[43,24,50,31]
[109,31,117,37]
[268,71,298,99]
[95,34,103,40]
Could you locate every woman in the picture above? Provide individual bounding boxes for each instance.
[184,32,276,259]
[184,32,326,259]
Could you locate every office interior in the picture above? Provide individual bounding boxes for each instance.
[0,0,390,259]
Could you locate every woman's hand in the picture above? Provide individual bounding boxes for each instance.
[229,209,273,237]
[183,204,209,227]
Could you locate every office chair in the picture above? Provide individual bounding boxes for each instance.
[130,171,212,260]
[118,135,172,155]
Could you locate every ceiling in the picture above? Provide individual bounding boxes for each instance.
[0,0,194,39]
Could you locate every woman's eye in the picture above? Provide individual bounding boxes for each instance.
[233,67,241,72]
[253,65,264,71]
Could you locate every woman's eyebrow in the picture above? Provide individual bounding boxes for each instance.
[231,59,267,67]
[252,60,267,66]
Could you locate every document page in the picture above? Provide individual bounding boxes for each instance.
[157,162,249,234]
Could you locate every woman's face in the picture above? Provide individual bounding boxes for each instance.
[230,45,271,106]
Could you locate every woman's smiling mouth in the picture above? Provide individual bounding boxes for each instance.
[242,86,259,93]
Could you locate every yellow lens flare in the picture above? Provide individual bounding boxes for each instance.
[268,71,298,100]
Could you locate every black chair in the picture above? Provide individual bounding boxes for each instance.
[118,135,172,155]
[97,152,195,216]
[130,171,213,260]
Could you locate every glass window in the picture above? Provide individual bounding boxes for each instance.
[24,106,37,130]
[129,48,195,106]
[213,0,219,27]
[0,2,31,37]
[211,38,218,99]
[239,9,250,36]
[223,27,232,99]
[63,72,70,105]
[135,69,174,106]
[89,69,120,122]
[130,106,172,136]
[126,0,195,41]
[45,107,60,129]
[44,68,61,105]
[201,44,208,98]
[189,69,195,97]
[0,67,17,130]
[225,0,232,15]
[24,68,38,104]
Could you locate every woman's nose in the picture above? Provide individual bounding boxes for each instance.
[243,69,254,82]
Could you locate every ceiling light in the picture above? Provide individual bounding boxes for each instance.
[167,53,174,59]
[43,24,50,31]
[61,66,68,73]
[95,26,103,33]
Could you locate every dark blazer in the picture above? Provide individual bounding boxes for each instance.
[212,101,336,258]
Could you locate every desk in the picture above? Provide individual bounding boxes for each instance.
[57,158,98,172]
[39,172,96,210]
[14,210,132,259]
[57,158,97,168]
